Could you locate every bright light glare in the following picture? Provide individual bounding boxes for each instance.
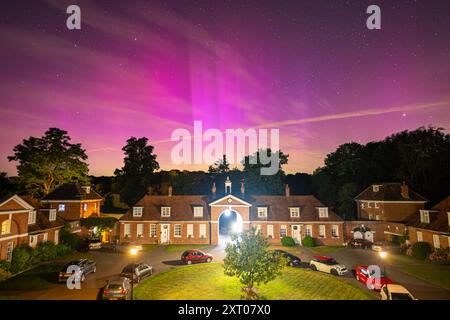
[224,210,231,217]
[130,248,138,255]
[231,222,243,233]
[379,251,387,259]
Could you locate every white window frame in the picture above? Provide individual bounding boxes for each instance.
[280,225,287,238]
[361,202,366,209]
[124,224,131,237]
[447,212,450,226]
[199,224,207,238]
[374,202,380,208]
[305,225,313,237]
[267,224,274,238]
[289,207,300,218]
[133,206,143,217]
[375,215,380,221]
[368,202,372,208]
[28,210,36,224]
[187,224,194,238]
[6,242,13,262]
[254,225,262,235]
[49,209,57,221]
[43,233,48,242]
[257,207,268,218]
[58,204,65,212]
[319,225,326,238]
[373,185,380,192]
[420,210,430,224]
[368,214,373,220]
[54,229,59,245]
[318,207,329,218]
[174,224,182,237]
[416,231,423,242]
[433,234,440,249]
[161,207,171,217]
[137,224,144,237]
[150,224,157,237]
[331,225,339,238]
[193,206,204,217]
[29,235,38,248]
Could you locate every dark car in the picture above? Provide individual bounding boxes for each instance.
[120,262,153,283]
[102,277,132,300]
[58,259,96,283]
[273,250,301,266]
[181,249,213,265]
[349,239,372,249]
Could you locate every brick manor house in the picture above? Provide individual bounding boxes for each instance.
[119,178,345,246]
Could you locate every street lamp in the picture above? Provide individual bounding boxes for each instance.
[379,251,387,279]
[130,248,138,300]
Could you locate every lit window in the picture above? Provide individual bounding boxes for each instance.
[161,207,171,217]
[124,224,131,237]
[416,231,423,242]
[420,210,430,224]
[150,224,157,237]
[49,209,57,221]
[267,225,274,238]
[199,224,207,238]
[290,207,300,218]
[187,224,194,237]
[29,235,38,248]
[305,225,313,237]
[174,224,182,237]
[447,212,450,226]
[137,224,144,237]
[58,204,65,212]
[331,225,339,238]
[375,215,380,221]
[193,206,203,217]
[373,185,380,192]
[1,220,11,235]
[257,207,267,218]
[361,202,366,209]
[433,234,440,249]
[133,207,143,217]
[83,203,88,211]
[28,210,36,224]
[280,226,287,238]
[319,225,326,238]
[318,207,328,218]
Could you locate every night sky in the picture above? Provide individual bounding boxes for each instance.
[1,0,449,176]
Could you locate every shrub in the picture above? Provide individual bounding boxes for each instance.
[411,242,432,260]
[56,244,73,257]
[0,260,11,272]
[429,247,450,263]
[10,245,33,273]
[302,235,316,247]
[281,236,296,247]
[33,242,59,262]
[60,230,81,250]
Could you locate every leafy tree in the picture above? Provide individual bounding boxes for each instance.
[80,217,118,237]
[223,229,286,300]
[7,128,89,196]
[208,155,230,174]
[337,182,358,219]
[114,137,160,206]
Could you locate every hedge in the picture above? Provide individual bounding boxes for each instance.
[302,235,316,247]
[411,242,432,260]
[281,236,296,247]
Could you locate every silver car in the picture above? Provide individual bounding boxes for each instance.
[102,277,132,300]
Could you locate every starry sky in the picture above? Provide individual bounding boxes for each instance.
[1,0,449,176]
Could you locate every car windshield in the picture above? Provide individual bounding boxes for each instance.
[122,266,135,273]
[182,251,189,257]
[391,293,413,300]
[107,285,123,291]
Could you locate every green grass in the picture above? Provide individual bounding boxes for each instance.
[164,244,210,253]
[310,246,346,254]
[0,252,92,291]
[142,244,159,252]
[134,263,375,300]
[401,266,450,290]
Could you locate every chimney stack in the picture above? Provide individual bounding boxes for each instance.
[82,186,91,194]
[285,184,290,197]
[168,186,173,197]
[240,180,245,195]
[400,181,409,199]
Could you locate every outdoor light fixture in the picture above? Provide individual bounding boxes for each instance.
[224,210,231,217]
[130,248,138,256]
[379,251,387,259]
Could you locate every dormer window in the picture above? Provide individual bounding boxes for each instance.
[318,207,329,218]
[373,185,380,192]
[419,210,430,224]
[161,207,171,217]
[193,206,203,217]
[28,210,36,224]
[257,207,268,218]
[133,206,143,217]
[49,209,57,221]
[58,204,65,212]
[290,207,300,218]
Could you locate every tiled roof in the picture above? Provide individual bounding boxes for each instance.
[407,196,450,233]
[28,209,65,234]
[41,183,102,201]
[354,183,427,202]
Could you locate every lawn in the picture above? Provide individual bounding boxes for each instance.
[401,266,450,290]
[310,246,347,254]
[134,263,375,300]
[141,244,159,252]
[0,252,92,291]
[164,244,211,253]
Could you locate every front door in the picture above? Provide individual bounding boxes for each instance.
[291,225,301,244]
[160,224,170,244]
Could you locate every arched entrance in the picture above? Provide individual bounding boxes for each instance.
[218,209,243,245]
[353,225,374,242]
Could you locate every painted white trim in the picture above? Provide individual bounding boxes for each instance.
[41,199,101,203]
[0,195,35,210]
[0,232,29,241]
[409,227,450,236]
[209,194,252,207]
[355,200,426,204]
[0,209,31,215]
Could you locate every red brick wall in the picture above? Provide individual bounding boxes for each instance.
[408,227,450,250]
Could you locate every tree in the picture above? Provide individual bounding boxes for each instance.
[337,182,358,219]
[114,137,159,206]
[80,217,118,238]
[223,229,286,300]
[7,128,89,196]
[208,155,230,174]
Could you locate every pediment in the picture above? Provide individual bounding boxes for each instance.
[209,194,252,207]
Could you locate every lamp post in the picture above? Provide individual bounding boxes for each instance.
[130,248,138,300]
[379,250,387,281]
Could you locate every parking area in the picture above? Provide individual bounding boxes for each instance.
[1,244,449,300]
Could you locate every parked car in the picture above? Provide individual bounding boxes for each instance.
[355,265,393,290]
[102,277,132,300]
[272,250,301,267]
[349,239,372,249]
[113,242,143,253]
[78,238,102,251]
[310,256,347,276]
[371,242,385,252]
[181,249,213,265]
[58,259,96,283]
[120,262,153,283]
[380,284,416,300]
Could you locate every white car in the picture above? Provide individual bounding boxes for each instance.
[310,256,348,276]
[371,242,385,252]
[380,284,417,300]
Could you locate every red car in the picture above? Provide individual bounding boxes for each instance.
[181,249,213,265]
[355,265,393,290]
